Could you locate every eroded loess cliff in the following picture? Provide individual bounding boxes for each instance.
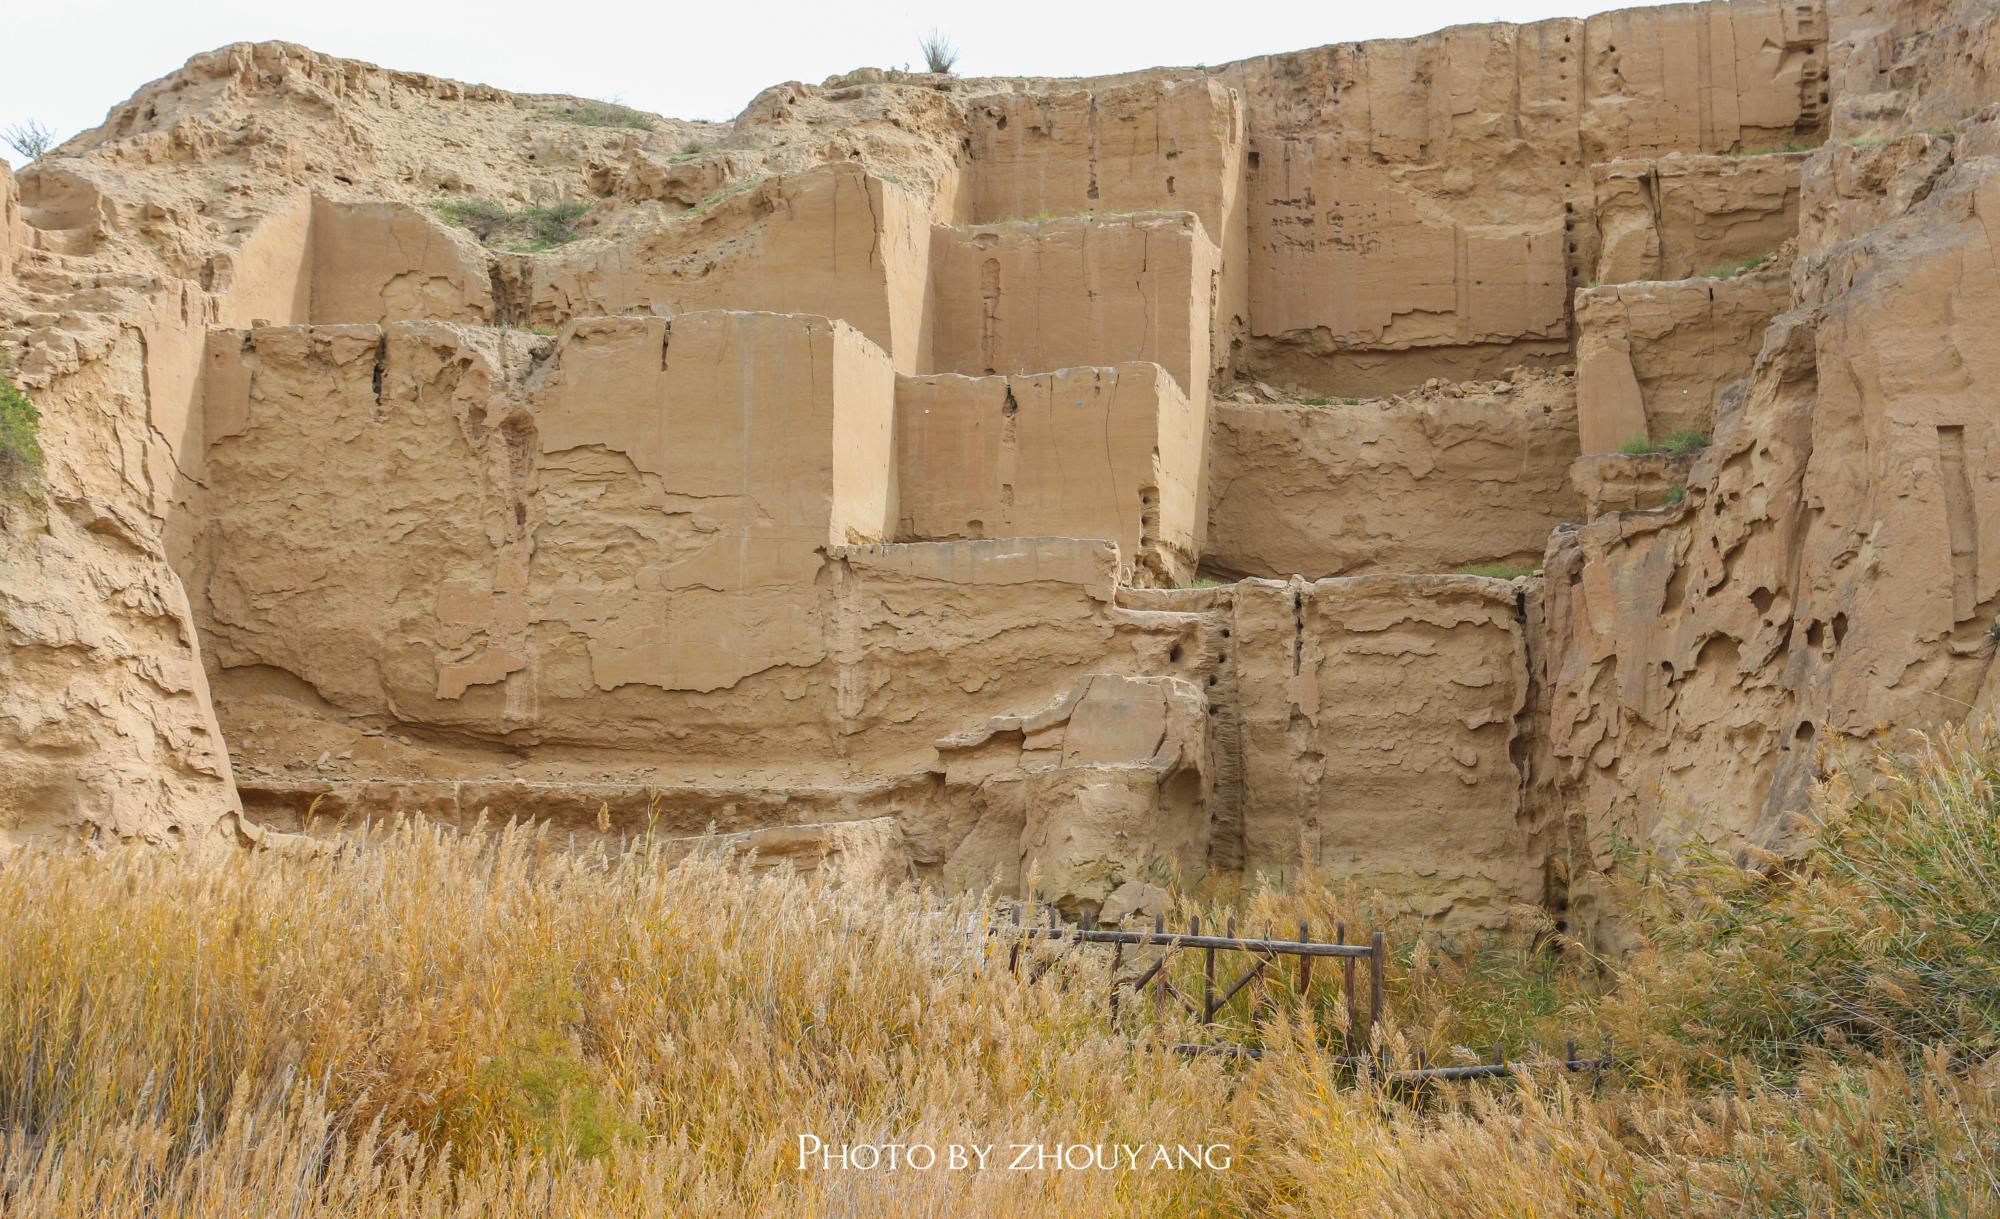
[2,0,1996,939]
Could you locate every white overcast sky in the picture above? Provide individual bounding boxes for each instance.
[5,0,1680,148]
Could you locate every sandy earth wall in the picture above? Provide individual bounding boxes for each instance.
[927,214,1218,404]
[1538,2,2000,936]
[1204,376,1579,580]
[1574,269,1792,451]
[1228,576,1539,926]
[896,363,1203,584]
[13,0,2000,944]
[1591,152,1807,284]
[183,315,1197,779]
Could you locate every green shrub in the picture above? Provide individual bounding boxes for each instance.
[0,370,42,496]
[1662,430,1711,457]
[919,28,958,74]
[1701,253,1769,279]
[1299,396,1331,406]
[1663,481,1687,507]
[434,199,589,251]
[1618,435,1658,455]
[532,101,654,130]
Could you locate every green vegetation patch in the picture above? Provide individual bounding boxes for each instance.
[0,370,43,496]
[1610,730,2000,1084]
[1700,253,1770,279]
[532,101,654,130]
[1619,431,1711,458]
[689,177,768,215]
[1730,138,1813,156]
[434,198,589,251]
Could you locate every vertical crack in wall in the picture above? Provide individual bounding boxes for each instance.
[369,334,388,412]
[1939,425,1979,621]
[998,382,1019,516]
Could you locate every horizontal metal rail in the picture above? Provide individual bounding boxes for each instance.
[999,924,1377,959]
[1168,1042,1612,1083]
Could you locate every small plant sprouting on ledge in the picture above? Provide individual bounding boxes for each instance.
[919,28,958,75]
[1175,576,1228,589]
[1456,563,1537,580]
[1988,619,2000,642]
[532,101,654,130]
[1299,396,1332,406]
[1619,432,1711,458]
[1663,482,1688,508]
[434,198,589,251]
[1729,138,1813,156]
[689,177,767,215]
[0,367,45,497]
[1701,253,1770,279]
[3,119,55,161]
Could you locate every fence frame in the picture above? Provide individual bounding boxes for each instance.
[994,902,1388,1052]
[991,902,1608,1086]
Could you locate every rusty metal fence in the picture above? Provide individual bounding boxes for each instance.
[989,901,1608,1088]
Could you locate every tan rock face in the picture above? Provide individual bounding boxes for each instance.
[1569,453,1692,517]
[1229,577,1540,926]
[0,494,238,843]
[1575,269,1790,451]
[1204,376,1578,580]
[896,364,1203,585]
[928,214,1219,404]
[5,0,1998,940]
[1590,154,1806,284]
[1537,4,2000,934]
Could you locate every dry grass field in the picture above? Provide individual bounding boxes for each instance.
[0,731,1995,1216]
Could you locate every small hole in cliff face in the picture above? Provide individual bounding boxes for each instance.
[1750,587,1777,616]
[1220,627,1232,640]
[1831,613,1849,645]
[996,114,1008,129]
[1169,644,1184,664]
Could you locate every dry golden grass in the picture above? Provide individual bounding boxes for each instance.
[0,729,1996,1216]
